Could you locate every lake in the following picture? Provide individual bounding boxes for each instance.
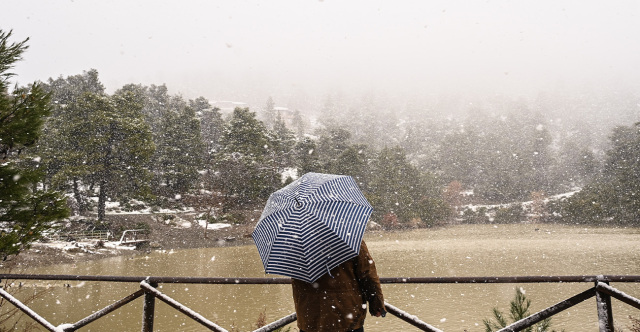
[4,224,640,331]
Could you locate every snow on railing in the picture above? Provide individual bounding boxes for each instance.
[46,230,111,241]
[0,274,638,332]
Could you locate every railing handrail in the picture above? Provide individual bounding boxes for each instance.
[46,230,112,241]
[118,229,148,244]
[1,274,639,332]
[2,274,640,284]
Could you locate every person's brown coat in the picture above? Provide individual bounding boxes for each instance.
[291,241,385,332]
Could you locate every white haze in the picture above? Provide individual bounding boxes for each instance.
[3,0,640,108]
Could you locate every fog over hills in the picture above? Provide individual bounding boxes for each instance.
[3,1,638,122]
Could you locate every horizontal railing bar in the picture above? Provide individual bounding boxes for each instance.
[140,281,229,332]
[384,302,443,332]
[596,282,640,310]
[0,286,62,332]
[381,275,640,283]
[3,274,640,284]
[65,289,145,331]
[251,313,297,332]
[0,275,291,284]
[497,287,597,332]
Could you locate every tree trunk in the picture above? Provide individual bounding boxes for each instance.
[98,180,107,221]
[203,206,213,239]
[72,178,86,214]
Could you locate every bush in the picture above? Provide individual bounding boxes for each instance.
[460,207,490,224]
[629,315,640,332]
[493,205,525,224]
[219,212,245,225]
[483,287,564,332]
[134,222,151,235]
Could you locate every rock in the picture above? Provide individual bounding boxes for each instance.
[149,241,162,249]
[66,247,84,254]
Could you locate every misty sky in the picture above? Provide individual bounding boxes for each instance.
[3,1,640,106]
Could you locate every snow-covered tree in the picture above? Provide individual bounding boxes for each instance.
[40,70,108,213]
[119,84,207,202]
[0,30,69,259]
[262,96,275,129]
[270,110,297,174]
[559,122,640,225]
[152,102,205,198]
[43,83,155,220]
[190,97,224,165]
[293,137,320,175]
[367,146,450,226]
[212,107,279,210]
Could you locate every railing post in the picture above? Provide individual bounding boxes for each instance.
[142,281,158,332]
[596,277,614,332]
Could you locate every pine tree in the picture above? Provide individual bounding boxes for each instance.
[604,123,640,222]
[561,122,640,225]
[314,126,352,173]
[152,102,205,197]
[222,107,271,157]
[368,146,450,226]
[118,84,207,202]
[263,96,276,129]
[291,109,305,138]
[483,288,561,332]
[40,70,108,214]
[42,82,155,220]
[270,110,297,173]
[190,97,224,165]
[213,107,279,210]
[0,30,69,259]
[294,137,321,175]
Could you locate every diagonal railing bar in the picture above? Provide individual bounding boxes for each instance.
[384,301,443,332]
[139,280,229,332]
[0,286,62,332]
[496,287,596,332]
[596,282,640,310]
[251,312,297,332]
[61,289,145,332]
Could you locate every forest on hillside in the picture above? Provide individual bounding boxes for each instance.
[3,30,640,260]
[28,69,640,225]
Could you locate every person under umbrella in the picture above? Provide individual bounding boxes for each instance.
[253,172,385,332]
[292,239,385,332]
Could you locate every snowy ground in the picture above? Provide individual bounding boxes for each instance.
[460,189,580,212]
[35,239,138,253]
[35,199,236,257]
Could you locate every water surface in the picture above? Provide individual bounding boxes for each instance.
[6,224,640,331]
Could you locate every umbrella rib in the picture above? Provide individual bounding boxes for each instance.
[305,177,372,207]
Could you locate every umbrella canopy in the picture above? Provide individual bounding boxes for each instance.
[252,172,373,283]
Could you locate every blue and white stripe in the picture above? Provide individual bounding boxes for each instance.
[252,172,373,283]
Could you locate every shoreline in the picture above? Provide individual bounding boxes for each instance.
[3,214,631,273]
[0,212,257,272]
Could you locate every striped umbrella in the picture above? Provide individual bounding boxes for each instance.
[252,172,373,283]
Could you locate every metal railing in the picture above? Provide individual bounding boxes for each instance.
[46,230,112,241]
[118,229,149,245]
[0,274,639,332]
